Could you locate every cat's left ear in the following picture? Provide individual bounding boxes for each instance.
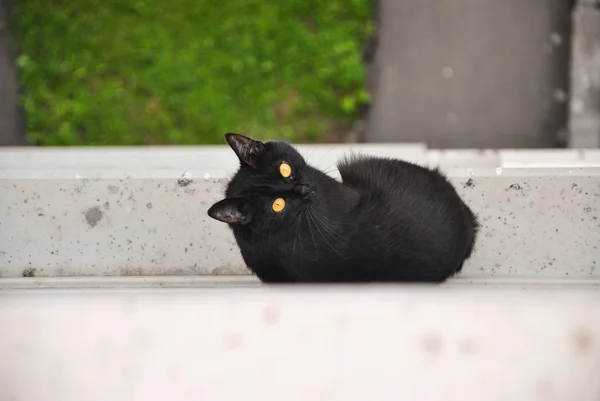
[225,132,265,169]
[207,197,252,225]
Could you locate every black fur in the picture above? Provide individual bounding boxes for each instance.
[208,133,479,283]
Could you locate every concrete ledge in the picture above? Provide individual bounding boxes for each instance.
[0,167,598,279]
[0,144,428,172]
[499,149,600,167]
[0,276,598,290]
[2,146,600,172]
[0,287,599,401]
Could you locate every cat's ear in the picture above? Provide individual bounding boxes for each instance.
[207,198,252,225]
[224,132,265,169]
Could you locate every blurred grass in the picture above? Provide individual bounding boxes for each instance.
[11,0,373,145]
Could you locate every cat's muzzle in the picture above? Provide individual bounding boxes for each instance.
[295,183,315,198]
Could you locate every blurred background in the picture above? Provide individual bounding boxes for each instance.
[0,0,599,148]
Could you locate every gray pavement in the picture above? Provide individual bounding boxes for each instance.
[0,0,26,146]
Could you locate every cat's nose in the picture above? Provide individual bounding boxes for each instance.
[295,183,314,198]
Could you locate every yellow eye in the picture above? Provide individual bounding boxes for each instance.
[272,198,286,212]
[279,162,292,178]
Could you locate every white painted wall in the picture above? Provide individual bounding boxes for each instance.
[0,287,599,401]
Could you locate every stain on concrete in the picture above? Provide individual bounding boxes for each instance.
[331,313,351,330]
[458,337,479,355]
[420,331,443,355]
[119,267,188,276]
[211,266,248,275]
[534,378,554,400]
[119,267,144,276]
[85,206,104,228]
[262,305,281,325]
[103,201,110,210]
[221,332,244,350]
[107,185,120,194]
[177,177,193,187]
[74,179,91,194]
[22,268,36,277]
[573,329,594,354]
[462,178,474,188]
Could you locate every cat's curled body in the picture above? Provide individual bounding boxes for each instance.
[208,133,479,283]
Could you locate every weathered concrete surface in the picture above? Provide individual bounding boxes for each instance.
[0,168,598,278]
[365,0,573,148]
[1,287,599,401]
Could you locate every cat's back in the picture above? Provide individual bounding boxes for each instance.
[337,153,472,235]
[337,154,450,197]
[335,154,477,280]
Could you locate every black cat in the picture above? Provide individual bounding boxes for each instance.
[208,133,479,283]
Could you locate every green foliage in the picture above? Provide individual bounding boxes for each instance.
[11,0,373,145]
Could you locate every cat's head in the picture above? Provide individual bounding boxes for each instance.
[207,132,319,228]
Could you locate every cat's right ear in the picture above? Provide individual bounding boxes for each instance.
[207,198,252,225]
[224,132,265,169]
